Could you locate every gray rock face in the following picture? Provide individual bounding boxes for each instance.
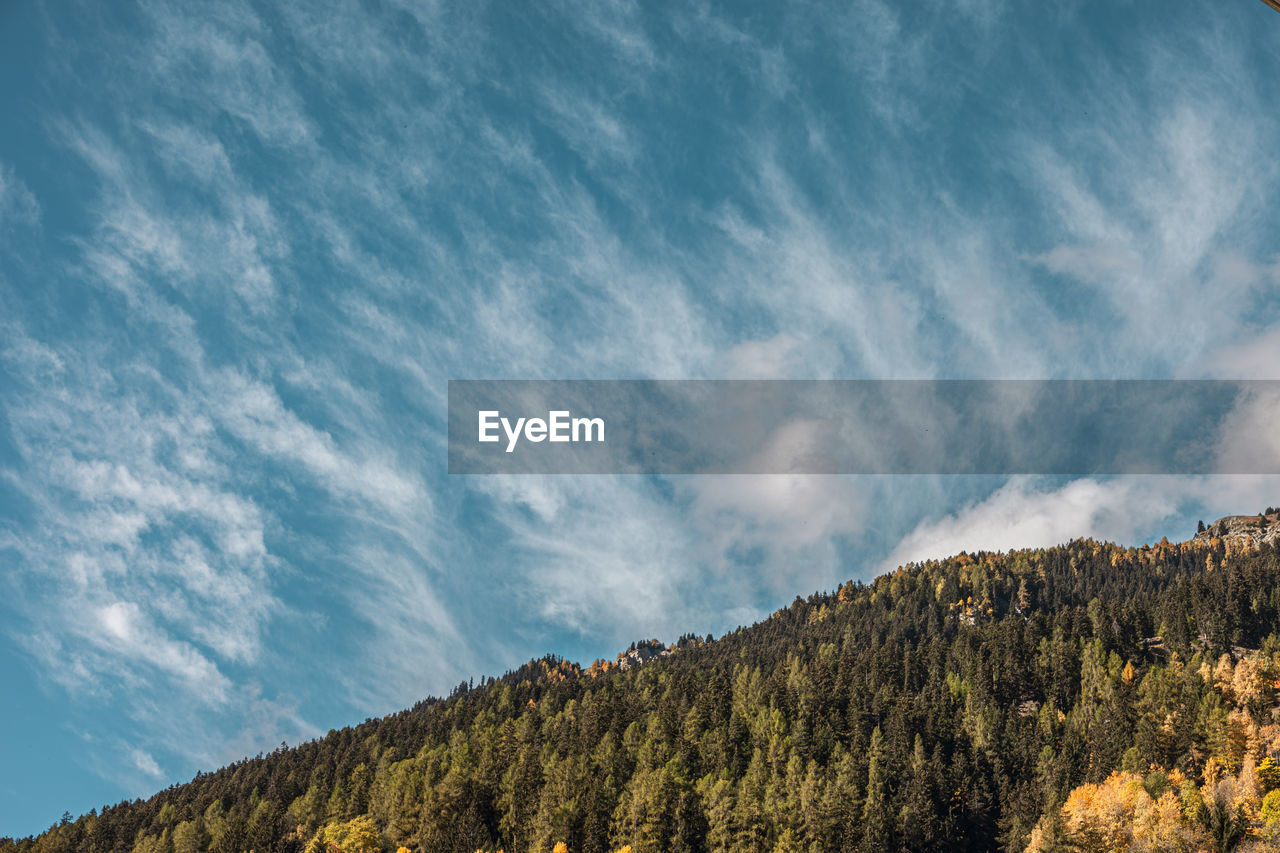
[1193,511,1280,546]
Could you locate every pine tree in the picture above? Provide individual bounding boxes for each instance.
[860,727,891,851]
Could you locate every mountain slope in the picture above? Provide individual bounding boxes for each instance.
[6,521,1280,853]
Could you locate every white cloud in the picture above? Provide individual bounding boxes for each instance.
[537,83,639,169]
[333,544,470,712]
[130,749,164,780]
[0,164,40,228]
[691,473,866,550]
[216,371,424,514]
[141,1,316,147]
[1015,43,1277,374]
[93,602,231,702]
[879,474,1280,575]
[1025,244,1143,282]
[716,334,804,379]
[472,476,697,638]
[1213,386,1280,475]
[879,478,1173,572]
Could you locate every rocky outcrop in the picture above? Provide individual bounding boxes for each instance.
[1193,510,1280,547]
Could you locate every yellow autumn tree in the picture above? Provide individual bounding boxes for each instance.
[1027,770,1202,853]
[312,815,381,853]
[1058,771,1145,852]
[1129,776,1189,851]
[1261,789,1280,837]
[1260,757,1280,793]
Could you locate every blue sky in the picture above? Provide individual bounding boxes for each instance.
[2,0,1280,839]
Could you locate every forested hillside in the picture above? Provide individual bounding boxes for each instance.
[6,524,1280,853]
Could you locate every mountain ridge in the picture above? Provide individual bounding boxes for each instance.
[6,517,1280,853]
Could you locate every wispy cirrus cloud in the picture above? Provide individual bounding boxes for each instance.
[0,165,41,230]
[2,0,1280,834]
